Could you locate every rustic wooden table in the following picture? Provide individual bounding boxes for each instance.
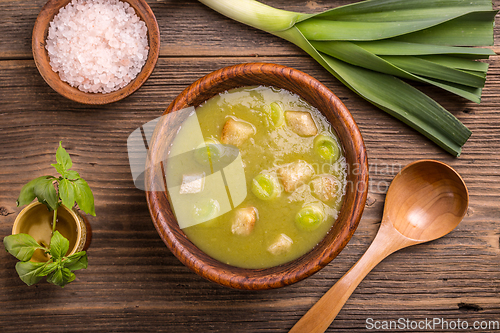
[1,1,499,332]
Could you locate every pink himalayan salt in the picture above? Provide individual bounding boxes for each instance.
[46,0,149,94]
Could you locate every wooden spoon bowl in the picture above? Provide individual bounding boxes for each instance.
[145,63,368,290]
[385,159,469,241]
[289,160,469,332]
[32,0,160,105]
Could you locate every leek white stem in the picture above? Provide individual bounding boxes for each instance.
[198,0,309,32]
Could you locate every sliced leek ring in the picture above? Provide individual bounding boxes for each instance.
[313,134,340,162]
[193,198,220,223]
[194,139,221,166]
[251,173,280,200]
[266,101,285,128]
[295,205,324,231]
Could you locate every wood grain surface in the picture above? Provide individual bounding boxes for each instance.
[1,0,499,332]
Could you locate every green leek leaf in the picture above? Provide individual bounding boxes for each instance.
[277,27,470,155]
[311,0,493,21]
[198,0,496,155]
[393,11,497,46]
[416,55,490,72]
[297,18,461,41]
[311,41,483,102]
[380,56,485,88]
[353,41,495,58]
[297,0,494,41]
[409,78,483,104]
[320,54,470,154]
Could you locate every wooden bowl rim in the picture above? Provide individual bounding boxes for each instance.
[146,63,368,290]
[32,0,160,105]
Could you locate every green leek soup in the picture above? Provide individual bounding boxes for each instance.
[165,86,347,269]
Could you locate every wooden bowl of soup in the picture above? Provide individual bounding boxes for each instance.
[146,63,368,290]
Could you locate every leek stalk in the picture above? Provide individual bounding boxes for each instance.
[198,0,498,156]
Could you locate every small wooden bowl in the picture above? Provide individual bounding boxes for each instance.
[32,0,160,105]
[146,63,368,290]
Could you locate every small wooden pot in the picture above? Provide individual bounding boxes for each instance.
[146,63,368,290]
[32,0,160,104]
[12,202,92,262]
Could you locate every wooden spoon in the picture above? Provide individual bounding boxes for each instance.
[289,159,469,333]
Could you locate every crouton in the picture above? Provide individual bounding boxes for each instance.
[231,207,258,236]
[285,111,318,136]
[179,173,205,194]
[311,175,339,202]
[267,233,293,255]
[278,160,314,192]
[220,118,254,147]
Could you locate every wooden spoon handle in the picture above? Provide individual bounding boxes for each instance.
[289,221,417,333]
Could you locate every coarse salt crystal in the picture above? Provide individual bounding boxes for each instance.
[45,0,149,94]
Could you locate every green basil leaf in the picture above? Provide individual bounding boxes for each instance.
[17,176,50,207]
[51,163,66,177]
[15,261,46,286]
[3,233,45,261]
[56,141,72,171]
[65,170,80,180]
[38,261,58,277]
[73,178,96,216]
[59,179,75,210]
[49,231,69,259]
[47,267,75,287]
[63,251,88,271]
[46,268,62,286]
[33,177,58,211]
